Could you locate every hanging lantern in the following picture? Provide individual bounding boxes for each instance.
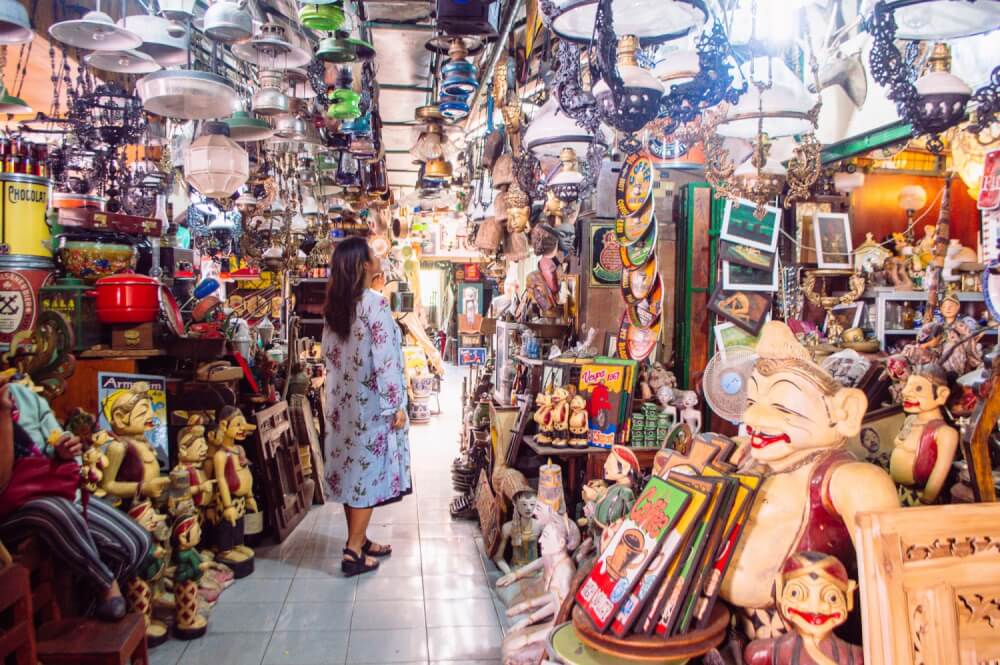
[913,43,971,136]
[440,39,478,96]
[950,123,999,198]
[184,122,250,199]
[49,1,141,51]
[225,110,275,142]
[423,158,453,182]
[523,97,607,158]
[547,148,585,203]
[592,35,665,134]
[253,70,291,116]
[545,0,707,45]
[0,0,32,44]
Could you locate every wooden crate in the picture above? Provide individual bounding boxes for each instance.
[111,322,155,350]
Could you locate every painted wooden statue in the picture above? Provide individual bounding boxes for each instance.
[723,321,898,640]
[171,514,208,640]
[744,551,864,665]
[890,364,959,505]
[592,445,640,542]
[549,387,570,448]
[126,501,170,647]
[205,405,258,578]
[498,501,578,665]
[493,489,542,576]
[100,381,171,506]
[171,416,217,514]
[533,393,553,445]
[568,394,589,448]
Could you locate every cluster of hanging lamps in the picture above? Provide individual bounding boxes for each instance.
[438,39,478,120]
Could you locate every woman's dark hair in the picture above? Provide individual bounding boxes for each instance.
[324,237,372,339]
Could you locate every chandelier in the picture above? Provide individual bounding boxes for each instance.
[703,48,822,218]
[184,122,250,200]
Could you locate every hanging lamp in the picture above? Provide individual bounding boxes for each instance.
[545,0,708,45]
[873,0,1000,40]
[253,70,291,116]
[547,148,585,203]
[84,48,161,74]
[225,110,275,141]
[232,22,311,71]
[49,0,142,50]
[299,3,346,31]
[592,35,665,133]
[138,69,237,119]
[523,96,606,158]
[0,0,33,44]
[440,39,478,96]
[184,121,250,199]
[315,31,357,63]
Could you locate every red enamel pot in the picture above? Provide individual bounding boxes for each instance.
[94,274,161,324]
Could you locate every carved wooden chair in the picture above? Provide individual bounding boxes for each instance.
[857,503,1000,665]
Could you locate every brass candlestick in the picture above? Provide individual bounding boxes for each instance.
[802,269,866,345]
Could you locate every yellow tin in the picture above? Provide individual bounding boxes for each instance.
[0,173,51,259]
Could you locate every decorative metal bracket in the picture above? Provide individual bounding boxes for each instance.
[968,64,1000,144]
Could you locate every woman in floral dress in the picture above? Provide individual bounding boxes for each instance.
[322,237,411,576]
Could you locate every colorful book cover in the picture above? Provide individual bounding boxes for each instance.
[97,372,169,466]
[610,475,714,637]
[577,358,637,448]
[576,477,691,632]
[693,471,762,629]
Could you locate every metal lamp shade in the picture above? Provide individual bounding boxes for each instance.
[85,49,161,74]
[438,94,470,120]
[184,128,250,199]
[225,111,275,141]
[0,84,30,114]
[203,0,253,43]
[441,60,478,96]
[423,158,453,181]
[298,4,345,31]
[49,11,142,50]
[124,15,189,66]
[138,70,237,120]
[885,0,1000,40]
[0,0,32,44]
[549,0,707,44]
[253,86,290,116]
[159,0,198,21]
[592,63,665,133]
[344,37,375,61]
[315,36,356,63]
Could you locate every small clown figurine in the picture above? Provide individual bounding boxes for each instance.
[744,551,864,665]
[172,514,208,640]
[592,446,640,540]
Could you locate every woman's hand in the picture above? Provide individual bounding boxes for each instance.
[391,409,407,430]
[54,433,83,461]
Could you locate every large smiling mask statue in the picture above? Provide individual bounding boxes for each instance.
[722,321,899,638]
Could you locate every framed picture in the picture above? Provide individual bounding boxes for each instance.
[457,282,484,334]
[794,201,832,264]
[824,302,865,335]
[604,332,619,357]
[720,240,775,272]
[813,212,853,269]
[720,198,781,252]
[721,261,779,292]
[590,225,624,286]
[707,283,772,335]
[713,322,760,359]
[458,347,487,365]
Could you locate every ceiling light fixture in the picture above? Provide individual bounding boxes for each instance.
[184,121,250,200]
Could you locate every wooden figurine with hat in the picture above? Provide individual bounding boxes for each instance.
[744,551,863,664]
[171,513,209,639]
[722,321,898,641]
[592,445,640,546]
[126,501,170,647]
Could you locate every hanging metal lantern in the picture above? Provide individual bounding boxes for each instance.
[592,35,664,134]
[184,122,250,199]
[253,70,291,116]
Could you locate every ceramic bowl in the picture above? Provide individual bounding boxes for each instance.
[59,240,136,283]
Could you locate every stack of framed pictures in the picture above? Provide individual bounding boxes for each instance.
[615,153,663,361]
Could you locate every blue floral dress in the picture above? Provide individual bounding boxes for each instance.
[322,289,412,508]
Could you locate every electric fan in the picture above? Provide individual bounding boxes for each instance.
[701,346,757,424]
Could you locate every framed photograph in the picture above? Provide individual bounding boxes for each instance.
[721,261,779,292]
[457,282,484,334]
[794,201,832,264]
[713,322,760,359]
[458,347,487,366]
[813,212,853,269]
[824,302,865,335]
[720,240,775,272]
[720,198,781,252]
[590,224,624,286]
[707,283,773,335]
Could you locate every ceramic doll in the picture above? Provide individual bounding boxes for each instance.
[722,321,898,641]
[204,405,258,577]
[592,446,640,544]
[568,394,589,448]
[890,364,959,505]
[498,501,578,665]
[171,514,208,640]
[99,382,171,508]
[494,490,542,576]
[676,390,702,435]
[549,387,570,448]
[533,394,553,445]
[126,501,170,647]
[744,551,864,665]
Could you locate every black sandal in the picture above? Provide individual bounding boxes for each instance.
[362,538,392,557]
[341,547,379,577]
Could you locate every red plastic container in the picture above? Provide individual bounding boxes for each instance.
[94,274,161,324]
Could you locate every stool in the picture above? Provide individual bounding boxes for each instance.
[17,539,149,665]
[0,564,37,665]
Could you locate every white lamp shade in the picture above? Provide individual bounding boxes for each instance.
[898,184,928,211]
[734,154,786,178]
[592,63,664,98]
[184,133,249,199]
[549,168,584,187]
[879,0,1000,40]
[915,70,972,96]
[550,0,706,43]
[718,57,817,139]
[833,171,866,193]
[525,97,607,158]
[654,49,700,88]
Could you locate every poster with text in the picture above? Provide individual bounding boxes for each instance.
[97,372,169,466]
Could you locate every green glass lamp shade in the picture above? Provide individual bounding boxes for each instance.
[298,4,345,31]
[0,83,30,114]
[344,37,375,61]
[327,88,360,120]
[225,111,274,142]
[315,36,356,63]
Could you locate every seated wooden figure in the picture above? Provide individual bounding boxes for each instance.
[723,321,898,640]
[498,501,578,665]
[205,405,258,578]
[889,364,959,505]
[745,551,863,665]
[171,514,208,640]
[494,489,542,576]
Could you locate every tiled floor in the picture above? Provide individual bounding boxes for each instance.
[152,363,508,665]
